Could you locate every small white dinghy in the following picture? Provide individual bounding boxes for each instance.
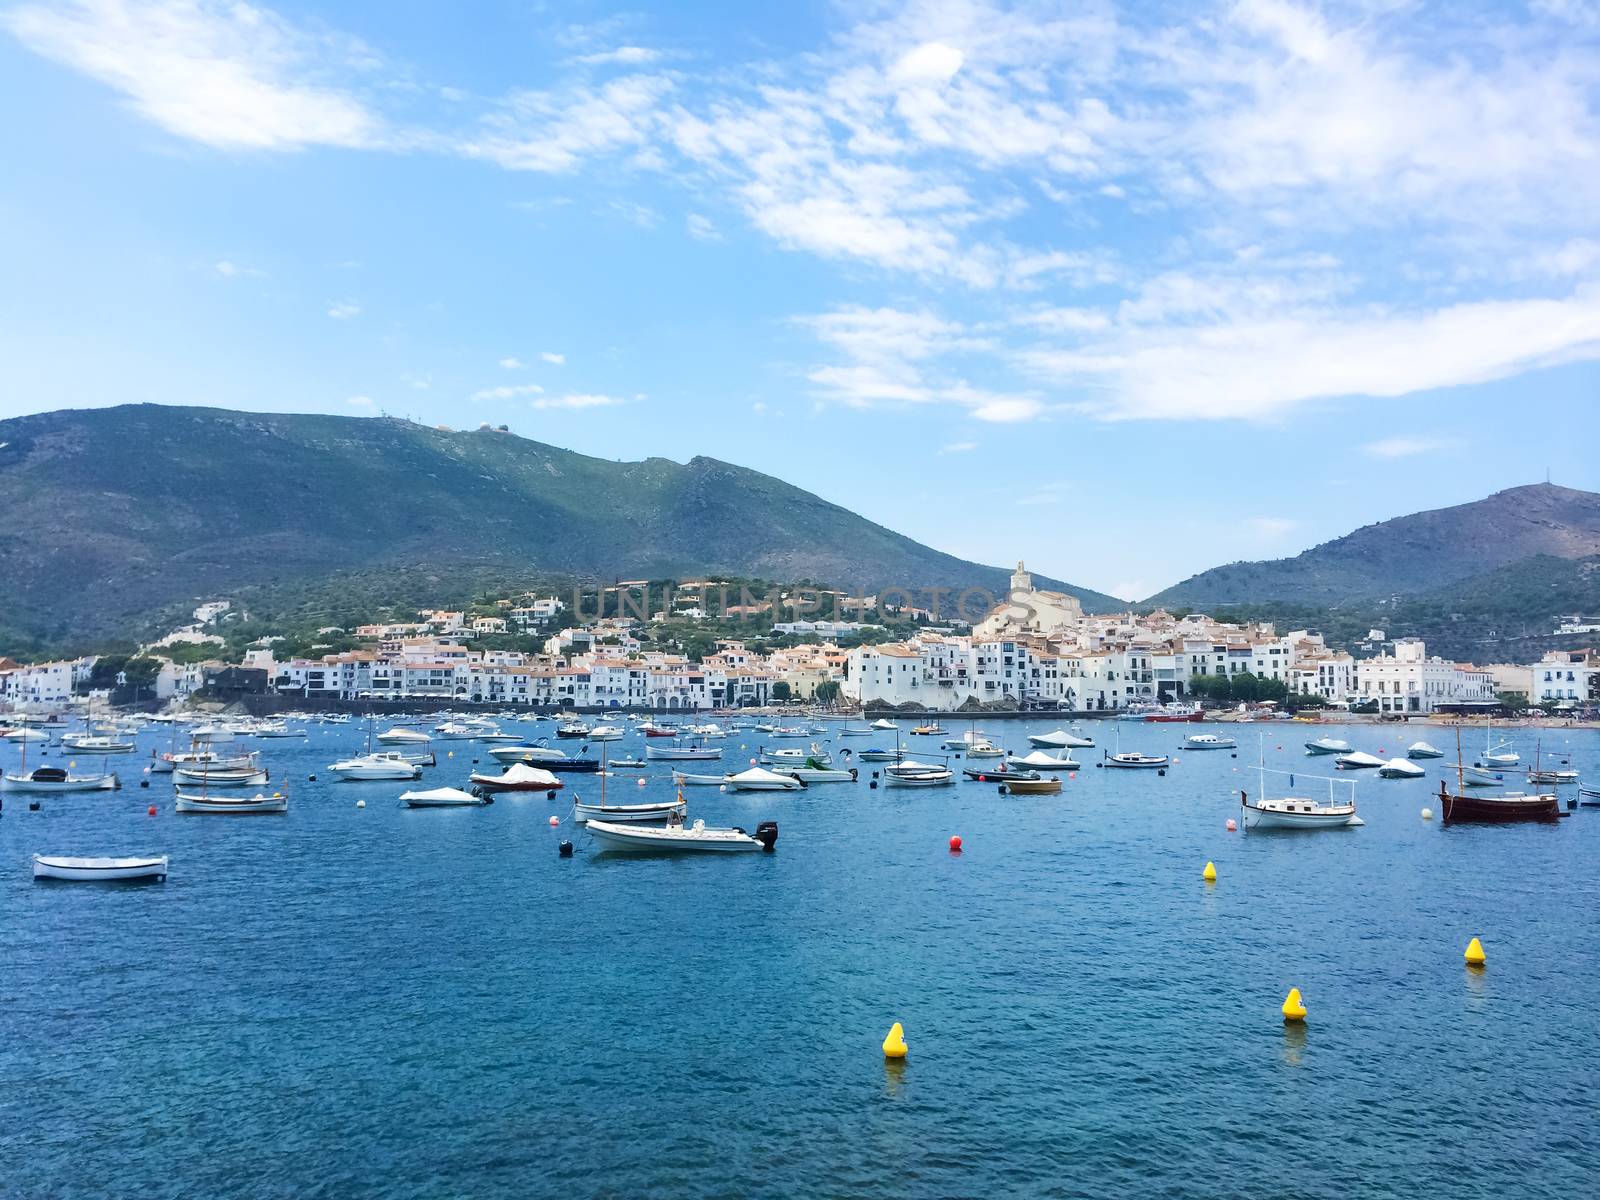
[175,790,288,814]
[871,719,899,731]
[1378,758,1427,779]
[882,760,955,787]
[783,765,858,783]
[1006,749,1080,771]
[33,854,168,882]
[173,766,270,787]
[574,795,688,824]
[585,816,778,853]
[672,771,728,786]
[399,787,487,808]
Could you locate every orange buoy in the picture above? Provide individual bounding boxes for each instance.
[948,835,962,853]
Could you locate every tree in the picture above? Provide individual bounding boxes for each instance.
[813,680,841,704]
[771,681,792,702]
[1188,673,1231,701]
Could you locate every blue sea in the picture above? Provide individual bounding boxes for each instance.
[2,716,1597,1199]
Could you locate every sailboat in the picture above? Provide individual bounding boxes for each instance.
[1476,717,1519,768]
[1102,719,1169,769]
[1240,743,1362,830]
[1438,728,1558,825]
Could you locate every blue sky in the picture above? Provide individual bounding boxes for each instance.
[1,0,1597,600]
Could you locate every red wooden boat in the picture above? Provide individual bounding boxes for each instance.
[1437,780,1559,825]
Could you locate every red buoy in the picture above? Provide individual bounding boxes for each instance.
[948,835,963,853]
[147,805,157,817]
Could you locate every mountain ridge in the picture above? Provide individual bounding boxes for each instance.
[0,403,1121,648]
[1146,483,1600,608]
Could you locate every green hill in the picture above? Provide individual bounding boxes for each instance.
[1148,483,1600,608]
[0,404,1120,650]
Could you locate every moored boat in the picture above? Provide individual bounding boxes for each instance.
[645,742,722,761]
[376,728,432,745]
[489,744,568,765]
[1334,751,1386,770]
[33,854,168,881]
[175,790,288,814]
[469,763,562,792]
[1184,733,1236,751]
[724,767,805,792]
[329,752,422,781]
[400,786,488,808]
[172,765,270,787]
[1438,780,1559,825]
[1378,758,1426,779]
[1028,728,1095,749]
[3,766,119,792]
[671,771,728,786]
[574,796,689,823]
[1407,741,1444,759]
[1003,776,1062,795]
[1104,751,1169,769]
[1005,749,1080,772]
[585,816,778,853]
[882,760,954,787]
[1305,738,1352,755]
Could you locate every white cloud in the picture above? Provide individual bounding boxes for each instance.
[464,74,671,172]
[345,395,373,407]
[4,0,383,150]
[531,393,624,410]
[498,356,525,369]
[1243,516,1297,538]
[214,260,237,277]
[573,46,659,66]
[889,42,965,86]
[1021,286,1600,420]
[1109,580,1148,601]
[326,299,361,319]
[1363,435,1460,459]
[471,383,544,401]
[1017,482,1071,506]
[686,213,721,241]
[540,351,565,365]
[938,441,978,454]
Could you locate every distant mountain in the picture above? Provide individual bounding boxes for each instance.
[0,404,1121,648]
[1147,484,1600,608]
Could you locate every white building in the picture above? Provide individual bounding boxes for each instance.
[1355,639,1492,713]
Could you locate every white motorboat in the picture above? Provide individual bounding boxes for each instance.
[963,739,1005,758]
[1461,764,1504,787]
[1334,751,1386,770]
[672,771,728,786]
[871,719,899,731]
[685,724,727,738]
[782,765,858,783]
[473,729,523,744]
[2,728,50,744]
[329,752,423,781]
[489,744,567,764]
[725,767,805,792]
[189,725,235,744]
[3,766,118,792]
[175,790,288,814]
[468,763,563,793]
[1006,750,1080,771]
[1028,729,1095,749]
[882,760,954,787]
[609,756,648,768]
[432,723,480,741]
[1305,738,1352,755]
[588,725,625,741]
[646,743,723,761]
[574,796,689,823]
[400,786,487,808]
[1184,734,1236,751]
[253,722,305,738]
[1528,767,1579,786]
[376,728,432,745]
[761,746,831,767]
[585,816,778,853]
[839,726,875,737]
[60,735,134,754]
[33,854,168,881]
[172,765,270,787]
[1407,741,1444,759]
[1378,758,1426,778]
[768,725,811,739]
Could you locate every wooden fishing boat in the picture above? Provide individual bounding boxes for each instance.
[1438,780,1559,825]
[2,766,119,792]
[175,790,288,814]
[1003,776,1062,795]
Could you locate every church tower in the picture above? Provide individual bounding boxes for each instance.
[1010,560,1032,595]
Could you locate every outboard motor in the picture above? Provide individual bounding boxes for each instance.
[754,821,779,853]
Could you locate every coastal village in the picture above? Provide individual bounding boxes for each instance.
[3,563,1595,717]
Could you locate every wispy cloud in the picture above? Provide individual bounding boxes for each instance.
[4,0,384,150]
[686,213,720,241]
[540,351,565,365]
[345,394,373,407]
[326,299,361,319]
[531,393,623,410]
[498,356,524,369]
[1363,435,1461,459]
[937,441,978,454]
[1243,516,1298,538]
[471,383,544,402]
[571,46,659,67]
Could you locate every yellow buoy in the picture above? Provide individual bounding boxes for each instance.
[1464,937,1486,967]
[882,1021,907,1059]
[1202,861,1217,882]
[1281,987,1307,1022]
